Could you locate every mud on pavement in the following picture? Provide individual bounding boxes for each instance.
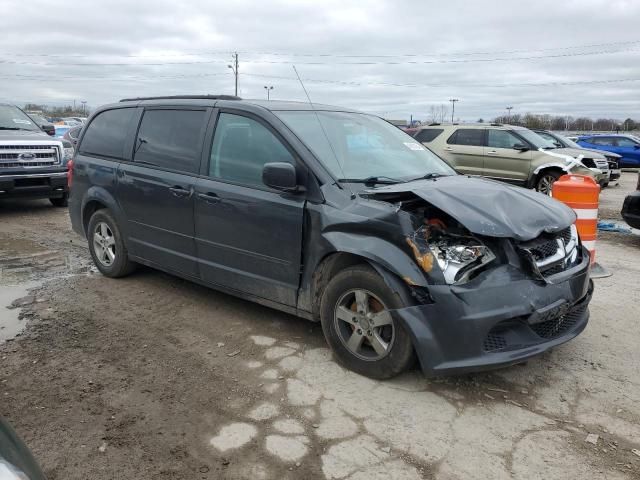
[1,187,640,479]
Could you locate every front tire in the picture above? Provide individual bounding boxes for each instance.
[535,170,562,196]
[320,265,415,379]
[87,209,136,278]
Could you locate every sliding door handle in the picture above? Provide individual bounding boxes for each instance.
[197,192,221,204]
[169,186,191,198]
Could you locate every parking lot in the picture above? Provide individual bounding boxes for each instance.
[0,173,638,480]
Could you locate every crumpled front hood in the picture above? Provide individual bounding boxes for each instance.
[365,176,576,241]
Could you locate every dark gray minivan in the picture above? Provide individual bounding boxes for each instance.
[69,95,592,379]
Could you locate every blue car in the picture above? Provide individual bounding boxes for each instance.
[577,134,640,167]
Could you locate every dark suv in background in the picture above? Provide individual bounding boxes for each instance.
[69,95,592,379]
[534,129,620,187]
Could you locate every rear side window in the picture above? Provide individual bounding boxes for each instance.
[208,112,295,188]
[487,129,522,149]
[414,129,444,143]
[134,109,207,174]
[615,137,637,147]
[590,137,614,146]
[79,108,135,159]
[447,128,484,146]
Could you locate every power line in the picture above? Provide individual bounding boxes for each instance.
[2,71,639,90]
[240,73,640,89]
[0,45,638,66]
[1,39,638,59]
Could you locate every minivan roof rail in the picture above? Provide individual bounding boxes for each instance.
[490,123,502,126]
[119,95,242,102]
[428,122,441,126]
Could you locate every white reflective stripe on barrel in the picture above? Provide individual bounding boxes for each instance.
[573,208,599,220]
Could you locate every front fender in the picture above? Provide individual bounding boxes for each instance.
[322,231,429,287]
[532,162,571,176]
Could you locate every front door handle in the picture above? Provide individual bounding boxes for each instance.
[169,186,191,198]
[444,147,453,151]
[197,192,221,204]
[486,150,498,155]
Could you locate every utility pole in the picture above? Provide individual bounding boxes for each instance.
[263,85,274,100]
[449,98,459,123]
[506,106,513,123]
[228,52,239,96]
[81,101,87,115]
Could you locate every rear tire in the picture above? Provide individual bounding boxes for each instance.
[87,209,136,278]
[50,193,68,207]
[320,265,415,379]
[535,170,562,196]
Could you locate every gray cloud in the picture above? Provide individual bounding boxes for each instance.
[1,0,639,121]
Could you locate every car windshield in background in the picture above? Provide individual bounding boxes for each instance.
[554,133,581,149]
[0,105,40,131]
[519,129,557,149]
[276,111,455,182]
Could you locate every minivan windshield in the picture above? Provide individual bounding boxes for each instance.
[275,111,455,183]
[0,105,40,132]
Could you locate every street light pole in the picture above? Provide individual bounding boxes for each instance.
[449,98,459,123]
[263,86,274,100]
[227,52,239,96]
[506,106,513,123]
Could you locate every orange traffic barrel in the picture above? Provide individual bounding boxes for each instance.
[552,174,599,264]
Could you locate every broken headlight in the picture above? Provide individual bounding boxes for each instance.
[407,225,496,284]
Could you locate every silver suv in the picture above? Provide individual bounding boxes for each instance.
[413,123,608,195]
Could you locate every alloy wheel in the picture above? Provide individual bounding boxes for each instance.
[334,289,395,361]
[93,222,116,266]
[538,175,556,196]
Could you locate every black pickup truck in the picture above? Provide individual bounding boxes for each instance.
[0,103,73,206]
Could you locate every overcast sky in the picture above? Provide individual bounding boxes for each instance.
[1,0,639,121]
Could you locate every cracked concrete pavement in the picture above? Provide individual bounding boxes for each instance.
[1,172,639,479]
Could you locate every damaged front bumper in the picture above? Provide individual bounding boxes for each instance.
[392,246,592,376]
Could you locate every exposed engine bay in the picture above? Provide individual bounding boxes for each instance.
[403,202,496,284]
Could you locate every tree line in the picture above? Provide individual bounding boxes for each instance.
[491,113,637,132]
[420,104,638,132]
[23,103,90,118]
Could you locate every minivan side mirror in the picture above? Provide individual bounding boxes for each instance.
[262,162,298,192]
[513,143,529,151]
[633,144,640,150]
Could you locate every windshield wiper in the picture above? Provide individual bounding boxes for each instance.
[405,172,448,182]
[337,176,401,185]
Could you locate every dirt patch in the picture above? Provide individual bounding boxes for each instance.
[1,197,639,479]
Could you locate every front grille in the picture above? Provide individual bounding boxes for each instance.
[559,227,572,244]
[530,301,588,339]
[518,227,578,279]
[0,144,60,168]
[529,239,559,261]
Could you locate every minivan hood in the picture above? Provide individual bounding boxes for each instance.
[365,176,576,241]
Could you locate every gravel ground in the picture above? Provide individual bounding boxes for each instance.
[1,173,639,480]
